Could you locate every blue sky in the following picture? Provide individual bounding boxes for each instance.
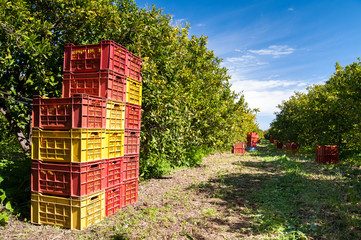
[136,0,361,130]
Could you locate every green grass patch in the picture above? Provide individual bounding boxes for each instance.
[248,144,361,239]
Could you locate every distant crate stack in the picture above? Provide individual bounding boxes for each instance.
[246,132,258,151]
[232,142,245,154]
[315,145,338,164]
[31,40,142,230]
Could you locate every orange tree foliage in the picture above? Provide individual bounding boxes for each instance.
[0,0,260,178]
[269,60,361,154]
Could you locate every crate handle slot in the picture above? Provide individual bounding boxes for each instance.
[114,104,120,108]
[90,196,99,201]
[91,132,99,136]
[90,164,99,169]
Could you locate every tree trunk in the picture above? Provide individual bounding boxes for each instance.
[0,106,31,153]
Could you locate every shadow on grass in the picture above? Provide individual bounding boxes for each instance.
[0,152,31,220]
[189,145,361,239]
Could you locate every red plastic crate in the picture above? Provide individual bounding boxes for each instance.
[316,145,338,164]
[124,130,140,155]
[63,40,128,74]
[270,136,275,143]
[234,142,245,148]
[315,145,324,163]
[32,94,106,130]
[106,158,123,188]
[105,184,124,217]
[286,143,299,150]
[277,141,284,149]
[31,159,107,197]
[123,179,138,206]
[247,142,257,147]
[247,132,258,138]
[126,53,142,82]
[232,147,245,154]
[62,70,127,102]
[125,103,141,130]
[123,155,139,181]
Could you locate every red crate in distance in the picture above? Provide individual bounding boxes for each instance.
[316,145,338,164]
[123,155,139,181]
[31,159,107,197]
[270,136,275,143]
[106,158,123,188]
[62,70,127,102]
[105,184,124,217]
[247,132,258,138]
[234,142,245,148]
[247,142,257,148]
[123,179,138,206]
[32,94,106,130]
[232,147,245,154]
[286,143,299,150]
[315,145,324,163]
[125,103,141,130]
[126,52,142,82]
[124,131,140,155]
[277,141,284,149]
[63,40,128,75]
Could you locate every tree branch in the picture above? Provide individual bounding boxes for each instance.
[0,104,31,153]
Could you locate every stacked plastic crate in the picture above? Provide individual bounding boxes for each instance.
[246,132,258,151]
[30,40,142,229]
[232,142,245,154]
[315,145,338,164]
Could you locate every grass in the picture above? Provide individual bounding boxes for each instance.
[1,140,360,239]
[254,148,361,239]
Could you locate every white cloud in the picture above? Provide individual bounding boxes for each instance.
[230,79,303,92]
[288,7,294,11]
[196,23,205,27]
[248,45,295,58]
[226,55,268,67]
[228,78,310,116]
[234,49,241,52]
[170,16,186,27]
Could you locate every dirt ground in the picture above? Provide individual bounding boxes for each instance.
[1,150,274,240]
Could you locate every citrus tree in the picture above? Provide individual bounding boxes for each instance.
[0,0,260,177]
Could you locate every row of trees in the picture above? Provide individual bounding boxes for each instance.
[268,60,361,154]
[0,0,262,178]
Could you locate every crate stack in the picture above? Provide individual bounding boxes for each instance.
[246,132,258,151]
[31,40,142,230]
[315,145,339,164]
[285,142,299,154]
[232,142,245,154]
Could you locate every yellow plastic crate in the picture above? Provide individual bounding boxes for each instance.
[126,77,142,106]
[31,190,105,230]
[106,129,124,158]
[32,128,107,163]
[106,99,125,129]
